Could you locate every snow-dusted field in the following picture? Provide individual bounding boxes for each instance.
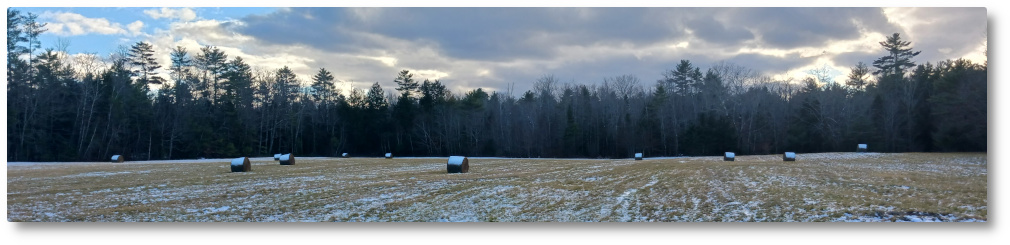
[6,153,986,222]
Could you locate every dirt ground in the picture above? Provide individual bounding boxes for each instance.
[6,152,987,222]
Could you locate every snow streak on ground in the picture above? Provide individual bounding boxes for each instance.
[6,153,987,222]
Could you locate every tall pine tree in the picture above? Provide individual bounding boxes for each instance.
[128,41,163,86]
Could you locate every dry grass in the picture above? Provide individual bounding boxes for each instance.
[6,153,987,222]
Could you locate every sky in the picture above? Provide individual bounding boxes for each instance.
[17,6,988,95]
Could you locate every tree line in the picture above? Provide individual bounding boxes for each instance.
[7,9,987,161]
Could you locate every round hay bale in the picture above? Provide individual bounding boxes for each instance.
[341,153,349,158]
[783,152,796,161]
[111,155,124,163]
[231,157,251,172]
[634,153,643,160]
[724,152,735,161]
[385,153,392,159]
[857,144,868,152]
[274,154,281,161]
[447,156,469,173]
[280,153,295,165]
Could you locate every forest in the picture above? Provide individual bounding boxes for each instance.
[6,9,987,162]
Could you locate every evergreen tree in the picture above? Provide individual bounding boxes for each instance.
[274,66,300,102]
[661,60,704,95]
[872,33,921,78]
[419,79,448,112]
[365,82,388,111]
[930,59,986,151]
[7,9,27,79]
[846,62,871,90]
[909,63,935,151]
[461,88,488,111]
[7,9,25,57]
[4,8,991,161]
[700,69,728,112]
[195,45,228,102]
[222,57,253,107]
[393,70,419,97]
[364,82,390,153]
[21,11,46,70]
[128,41,163,85]
[392,70,420,155]
[169,46,191,85]
[310,68,336,103]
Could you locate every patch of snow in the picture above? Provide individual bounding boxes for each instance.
[643,156,690,160]
[64,171,136,178]
[803,198,819,205]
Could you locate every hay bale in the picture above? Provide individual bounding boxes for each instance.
[231,157,251,172]
[274,154,281,161]
[857,144,868,152]
[783,152,796,161]
[447,156,469,173]
[385,153,392,159]
[341,153,349,158]
[280,153,295,165]
[634,153,643,160]
[111,155,124,163]
[724,152,735,161]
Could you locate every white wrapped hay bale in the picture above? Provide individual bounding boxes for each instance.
[635,153,643,160]
[274,154,281,160]
[231,157,251,172]
[857,144,868,152]
[385,153,392,159]
[724,152,735,161]
[111,155,124,163]
[447,156,469,173]
[783,152,796,161]
[341,153,349,158]
[280,153,295,165]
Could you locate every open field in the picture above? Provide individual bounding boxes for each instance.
[7,153,987,222]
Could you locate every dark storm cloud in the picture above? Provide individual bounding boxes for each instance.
[829,8,986,68]
[239,8,684,61]
[724,8,898,48]
[899,8,987,63]
[237,8,906,61]
[684,15,754,46]
[230,7,983,93]
[237,9,357,51]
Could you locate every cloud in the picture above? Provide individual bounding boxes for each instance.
[724,8,900,49]
[234,8,910,62]
[730,53,820,76]
[144,7,198,22]
[41,11,129,36]
[167,19,253,45]
[238,8,684,62]
[143,18,318,88]
[125,7,986,95]
[684,15,754,46]
[228,8,910,89]
[831,52,879,69]
[882,7,987,64]
[127,21,144,36]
